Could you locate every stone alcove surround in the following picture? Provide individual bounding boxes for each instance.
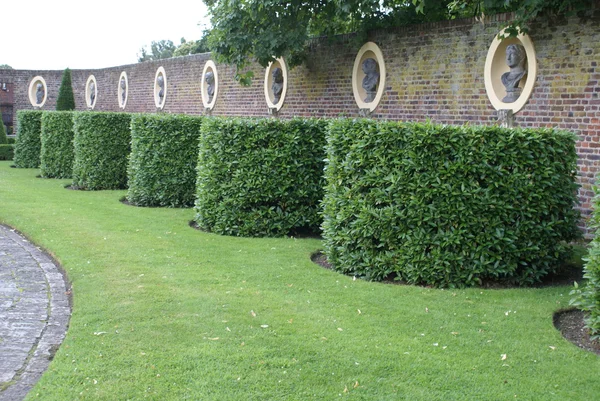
[28,76,47,108]
[85,75,98,109]
[154,66,167,109]
[118,71,128,109]
[264,58,288,111]
[352,42,386,112]
[201,61,218,110]
[484,29,537,113]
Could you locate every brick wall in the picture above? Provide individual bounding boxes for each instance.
[1,10,599,232]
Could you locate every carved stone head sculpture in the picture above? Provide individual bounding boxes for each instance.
[501,44,527,103]
[89,82,96,106]
[361,58,379,103]
[271,67,284,104]
[120,78,126,103]
[35,83,44,105]
[157,75,165,103]
[205,71,215,100]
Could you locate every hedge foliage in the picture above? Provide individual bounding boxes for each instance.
[128,114,203,207]
[13,110,43,168]
[322,119,581,287]
[194,117,327,237]
[56,68,76,111]
[570,190,600,340]
[72,112,132,190]
[40,111,75,178]
[0,145,13,160]
[0,122,7,144]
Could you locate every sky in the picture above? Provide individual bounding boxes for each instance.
[1,1,210,70]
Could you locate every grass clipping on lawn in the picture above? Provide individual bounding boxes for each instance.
[0,161,598,401]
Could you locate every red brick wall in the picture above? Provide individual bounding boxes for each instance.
[1,10,599,232]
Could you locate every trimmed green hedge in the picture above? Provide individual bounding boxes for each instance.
[13,110,43,168]
[571,191,600,340]
[127,114,203,207]
[194,117,327,237]
[72,112,132,190]
[322,119,581,287]
[0,144,13,160]
[0,123,7,144]
[56,68,76,111]
[40,111,75,178]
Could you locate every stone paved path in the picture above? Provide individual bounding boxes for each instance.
[0,225,70,401]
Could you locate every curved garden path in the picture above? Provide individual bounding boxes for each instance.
[0,225,70,401]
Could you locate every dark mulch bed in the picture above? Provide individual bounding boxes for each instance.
[64,184,86,190]
[121,197,194,209]
[189,220,206,232]
[554,309,600,355]
[312,251,599,356]
[310,251,584,288]
[310,251,583,289]
[120,197,134,206]
[189,220,322,238]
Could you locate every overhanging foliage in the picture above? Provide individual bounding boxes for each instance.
[204,0,593,84]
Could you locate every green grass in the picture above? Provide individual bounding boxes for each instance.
[0,161,598,400]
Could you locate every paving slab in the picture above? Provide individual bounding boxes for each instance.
[0,225,71,401]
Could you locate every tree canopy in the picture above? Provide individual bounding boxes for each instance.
[138,33,211,62]
[0,64,12,69]
[203,0,592,84]
[173,34,211,57]
[138,40,177,62]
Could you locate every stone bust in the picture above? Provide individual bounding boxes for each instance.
[89,82,96,106]
[271,67,284,104]
[205,71,215,102]
[361,58,379,103]
[120,78,126,104]
[501,44,527,103]
[157,75,165,103]
[35,83,44,105]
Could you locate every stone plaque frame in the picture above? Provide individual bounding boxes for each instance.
[264,57,288,111]
[28,76,47,108]
[484,29,537,113]
[352,42,386,112]
[201,60,219,110]
[154,66,167,109]
[118,71,128,109]
[85,75,98,109]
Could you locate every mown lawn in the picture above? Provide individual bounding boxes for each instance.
[0,161,598,400]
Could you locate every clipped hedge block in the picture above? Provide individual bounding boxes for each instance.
[72,112,132,190]
[0,122,7,144]
[13,110,43,168]
[40,111,75,178]
[194,117,327,237]
[571,188,600,340]
[0,144,14,160]
[322,119,581,287]
[127,114,203,207]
